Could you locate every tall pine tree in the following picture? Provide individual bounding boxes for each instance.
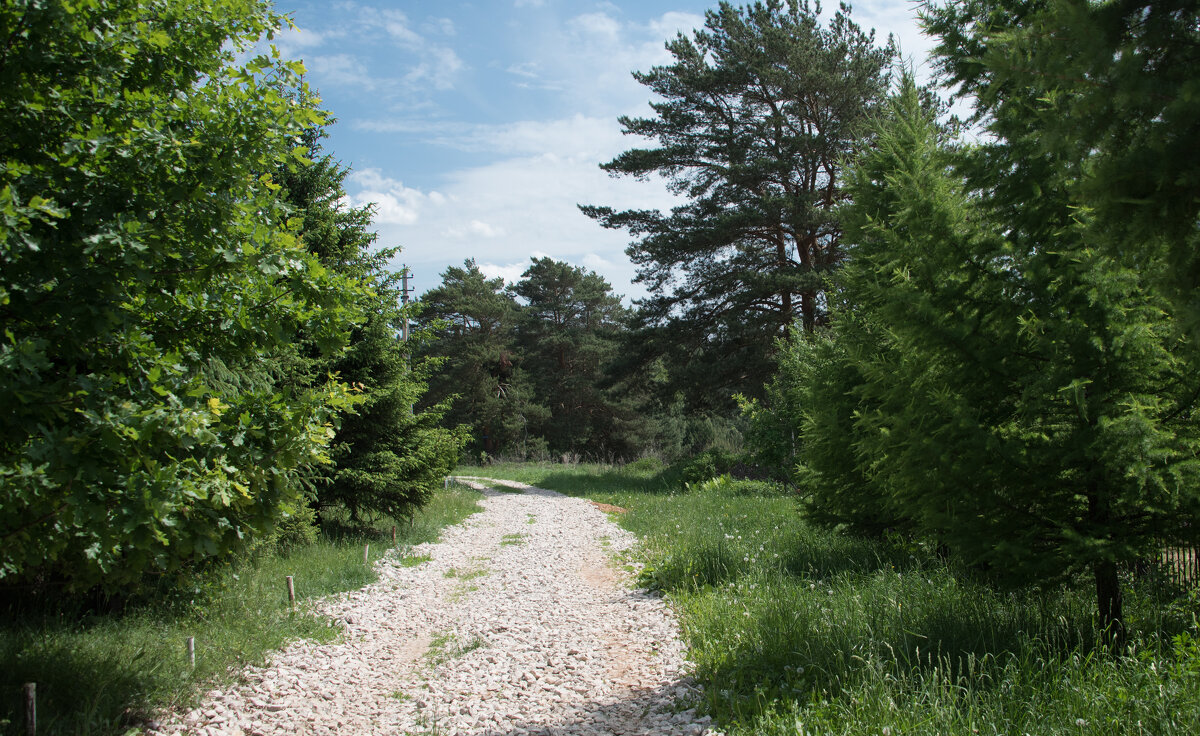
[581,0,894,408]
[511,258,636,459]
[417,260,545,460]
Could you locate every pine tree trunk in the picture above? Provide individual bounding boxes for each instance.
[1094,558,1125,649]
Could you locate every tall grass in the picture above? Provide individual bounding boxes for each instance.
[0,484,482,735]
[474,462,1200,735]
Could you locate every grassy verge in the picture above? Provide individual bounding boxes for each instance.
[469,462,1200,735]
[0,483,482,736]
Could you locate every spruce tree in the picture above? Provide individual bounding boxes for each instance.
[836,76,1200,644]
[277,122,463,523]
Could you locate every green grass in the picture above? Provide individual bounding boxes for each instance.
[424,631,485,667]
[469,462,1200,736]
[0,484,483,736]
[444,567,488,581]
[455,459,667,505]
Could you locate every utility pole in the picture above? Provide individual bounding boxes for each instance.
[400,265,414,416]
[400,265,412,343]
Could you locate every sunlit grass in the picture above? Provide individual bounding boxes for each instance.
[472,462,1200,735]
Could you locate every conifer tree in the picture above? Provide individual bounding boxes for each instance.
[277,122,463,523]
[924,0,1200,333]
[581,0,894,406]
[417,260,545,459]
[511,258,635,458]
[836,76,1200,644]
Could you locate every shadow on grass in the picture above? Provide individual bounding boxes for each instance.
[0,485,485,735]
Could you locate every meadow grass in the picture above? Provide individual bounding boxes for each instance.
[0,484,482,735]
[470,462,1200,735]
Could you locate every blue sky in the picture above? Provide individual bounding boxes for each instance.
[270,0,937,301]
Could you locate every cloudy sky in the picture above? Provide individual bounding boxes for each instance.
[271,0,938,301]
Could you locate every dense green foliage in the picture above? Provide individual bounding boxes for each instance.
[470,463,1200,735]
[511,258,638,458]
[582,0,894,409]
[1,0,462,592]
[277,124,464,523]
[0,0,363,588]
[751,1,1200,639]
[418,260,543,458]
[0,484,483,735]
[925,0,1200,335]
[419,258,651,461]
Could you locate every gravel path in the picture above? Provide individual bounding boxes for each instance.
[152,478,718,736]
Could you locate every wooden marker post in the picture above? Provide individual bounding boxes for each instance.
[285,575,295,605]
[24,682,35,736]
[363,544,370,564]
[186,637,195,668]
[391,526,397,545]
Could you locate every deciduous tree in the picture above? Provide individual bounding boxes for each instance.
[0,0,359,587]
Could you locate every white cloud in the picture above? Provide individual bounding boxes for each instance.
[514,9,706,118]
[273,25,331,57]
[339,10,722,301]
[352,114,626,161]
[304,54,375,90]
[477,261,529,285]
[346,169,440,226]
[424,17,456,36]
[514,0,546,7]
[444,220,506,239]
[505,61,540,79]
[569,12,622,39]
[346,117,677,300]
[278,4,466,100]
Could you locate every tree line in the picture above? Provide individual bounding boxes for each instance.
[419,0,1200,641]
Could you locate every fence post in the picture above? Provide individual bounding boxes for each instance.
[24,682,35,736]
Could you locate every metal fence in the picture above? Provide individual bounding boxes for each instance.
[1157,546,1200,589]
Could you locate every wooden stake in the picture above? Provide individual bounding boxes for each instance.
[363,543,370,564]
[391,526,397,545]
[24,682,35,736]
[286,575,295,605]
[186,637,195,668]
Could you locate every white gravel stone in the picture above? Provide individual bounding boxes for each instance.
[149,478,718,735]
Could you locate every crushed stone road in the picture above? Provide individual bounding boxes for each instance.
[152,478,718,736]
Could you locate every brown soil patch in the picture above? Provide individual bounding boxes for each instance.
[591,501,628,515]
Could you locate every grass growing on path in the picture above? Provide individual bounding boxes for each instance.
[470,462,1200,735]
[0,484,483,736]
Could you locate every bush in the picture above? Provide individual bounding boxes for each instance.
[265,502,320,552]
[677,449,739,484]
